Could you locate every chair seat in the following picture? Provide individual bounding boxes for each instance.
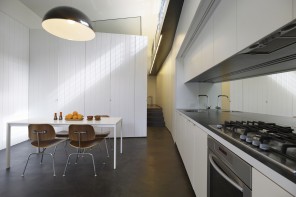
[31,138,65,148]
[56,130,69,138]
[69,138,103,149]
[95,131,110,138]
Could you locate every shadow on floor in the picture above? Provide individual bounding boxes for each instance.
[0,127,195,197]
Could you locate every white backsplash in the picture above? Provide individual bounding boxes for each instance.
[229,71,296,118]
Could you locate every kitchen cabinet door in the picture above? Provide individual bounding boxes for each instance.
[237,0,292,52]
[183,32,203,82]
[294,0,296,19]
[183,15,213,82]
[184,119,195,184]
[134,36,147,137]
[85,33,111,116]
[213,0,236,65]
[110,34,135,137]
[193,125,208,197]
[252,168,293,197]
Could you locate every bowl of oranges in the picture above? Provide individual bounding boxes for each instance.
[65,111,84,121]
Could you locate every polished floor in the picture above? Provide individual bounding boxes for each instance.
[0,127,195,197]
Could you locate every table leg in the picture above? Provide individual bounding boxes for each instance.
[114,125,116,169]
[120,120,123,154]
[6,123,11,169]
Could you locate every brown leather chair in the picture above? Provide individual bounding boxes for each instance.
[22,124,66,176]
[63,124,103,176]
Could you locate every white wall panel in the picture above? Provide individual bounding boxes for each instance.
[229,80,243,111]
[57,40,85,114]
[135,36,148,137]
[0,11,29,150]
[230,71,296,117]
[29,31,58,119]
[85,33,111,116]
[30,31,147,137]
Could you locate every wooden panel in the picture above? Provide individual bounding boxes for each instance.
[0,11,29,150]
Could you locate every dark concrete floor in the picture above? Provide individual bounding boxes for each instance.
[0,127,195,197]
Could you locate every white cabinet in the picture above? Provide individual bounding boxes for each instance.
[184,119,196,184]
[213,0,236,65]
[174,111,208,197]
[29,31,147,137]
[237,0,293,51]
[252,168,293,197]
[183,16,213,82]
[193,125,208,197]
[294,0,296,19]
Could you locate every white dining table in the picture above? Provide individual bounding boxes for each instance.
[6,117,123,169]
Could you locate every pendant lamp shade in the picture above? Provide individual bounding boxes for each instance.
[42,6,95,41]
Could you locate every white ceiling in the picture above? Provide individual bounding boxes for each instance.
[19,0,159,22]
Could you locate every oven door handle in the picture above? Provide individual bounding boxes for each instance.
[209,153,243,192]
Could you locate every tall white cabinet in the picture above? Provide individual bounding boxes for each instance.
[29,30,148,137]
[0,11,29,150]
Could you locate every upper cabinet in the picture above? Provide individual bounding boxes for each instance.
[183,16,214,82]
[237,0,293,52]
[213,0,236,65]
[182,0,295,83]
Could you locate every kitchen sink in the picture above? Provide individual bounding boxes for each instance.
[184,109,207,113]
[221,110,242,112]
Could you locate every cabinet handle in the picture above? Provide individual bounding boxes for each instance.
[209,153,243,192]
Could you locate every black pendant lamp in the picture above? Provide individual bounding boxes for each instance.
[42,6,95,41]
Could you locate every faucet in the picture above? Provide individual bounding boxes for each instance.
[216,95,230,109]
[198,95,210,109]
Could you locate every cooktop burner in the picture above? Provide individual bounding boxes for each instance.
[209,121,296,175]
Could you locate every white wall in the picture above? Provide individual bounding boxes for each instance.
[30,30,148,137]
[229,71,296,117]
[0,11,29,150]
[0,0,41,29]
[156,0,205,130]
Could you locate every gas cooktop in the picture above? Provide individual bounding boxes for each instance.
[209,121,296,176]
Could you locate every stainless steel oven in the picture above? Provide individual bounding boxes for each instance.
[208,137,252,197]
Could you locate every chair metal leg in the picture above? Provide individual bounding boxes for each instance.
[49,153,56,176]
[89,153,97,176]
[75,148,80,164]
[63,153,97,176]
[40,148,46,164]
[63,153,72,176]
[22,153,34,176]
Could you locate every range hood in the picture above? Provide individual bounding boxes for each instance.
[188,18,296,83]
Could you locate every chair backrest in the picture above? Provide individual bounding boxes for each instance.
[69,125,95,142]
[28,124,56,141]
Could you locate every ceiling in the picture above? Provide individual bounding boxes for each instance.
[19,0,159,22]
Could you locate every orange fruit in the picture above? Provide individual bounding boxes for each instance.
[73,111,78,116]
[77,114,83,120]
[73,115,78,119]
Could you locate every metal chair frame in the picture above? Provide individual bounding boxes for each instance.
[63,125,102,176]
[22,126,64,177]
